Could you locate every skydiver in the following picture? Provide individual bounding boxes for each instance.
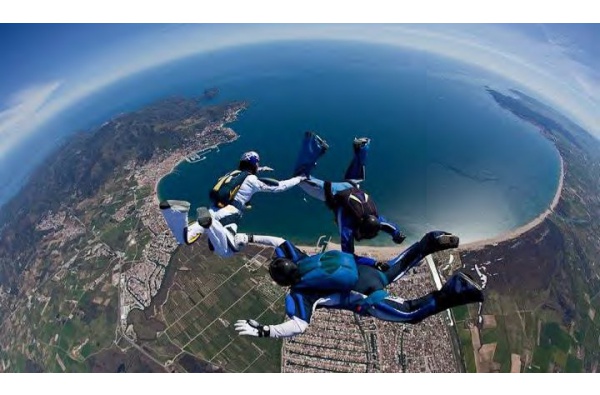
[159,199,286,257]
[160,151,305,257]
[292,132,406,260]
[234,231,484,338]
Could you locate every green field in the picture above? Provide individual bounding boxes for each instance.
[456,325,476,372]
[134,242,287,372]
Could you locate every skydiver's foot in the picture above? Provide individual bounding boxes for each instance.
[196,207,212,228]
[353,137,371,152]
[420,231,459,255]
[306,131,330,152]
[185,222,204,245]
[159,200,191,213]
[437,272,484,309]
[233,233,249,249]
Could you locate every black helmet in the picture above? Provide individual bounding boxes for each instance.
[269,258,300,286]
[356,214,380,240]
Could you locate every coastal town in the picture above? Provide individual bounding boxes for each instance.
[2,86,594,373]
[282,254,461,373]
[0,97,251,372]
[111,105,245,331]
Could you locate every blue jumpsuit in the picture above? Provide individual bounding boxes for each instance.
[275,233,480,325]
[293,132,404,254]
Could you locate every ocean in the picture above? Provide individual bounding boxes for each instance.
[19,41,563,245]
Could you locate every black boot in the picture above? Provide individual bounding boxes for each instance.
[419,231,459,256]
[436,272,484,310]
[309,131,330,152]
[353,137,370,152]
[196,207,212,228]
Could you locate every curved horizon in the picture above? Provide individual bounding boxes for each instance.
[1,25,599,160]
[0,25,590,228]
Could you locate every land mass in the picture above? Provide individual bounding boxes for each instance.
[452,88,600,373]
[1,86,598,373]
[0,92,248,372]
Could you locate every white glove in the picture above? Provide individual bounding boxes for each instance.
[234,319,270,337]
[258,166,274,172]
[233,233,249,249]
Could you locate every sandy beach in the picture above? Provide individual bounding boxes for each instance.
[297,242,407,260]
[459,153,564,251]
[298,153,565,258]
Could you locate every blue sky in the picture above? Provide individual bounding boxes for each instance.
[0,24,157,101]
[0,23,598,172]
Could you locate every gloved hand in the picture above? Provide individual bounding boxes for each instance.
[234,319,271,337]
[234,234,249,249]
[258,166,274,172]
[392,231,406,244]
[374,261,390,272]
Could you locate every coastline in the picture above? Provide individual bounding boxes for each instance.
[297,152,565,259]
[151,104,246,202]
[152,133,239,200]
[296,242,407,260]
[459,152,564,252]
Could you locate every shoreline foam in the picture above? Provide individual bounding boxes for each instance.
[459,153,564,252]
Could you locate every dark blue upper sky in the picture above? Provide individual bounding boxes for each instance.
[0,24,162,102]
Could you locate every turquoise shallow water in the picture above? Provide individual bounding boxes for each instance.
[24,41,562,245]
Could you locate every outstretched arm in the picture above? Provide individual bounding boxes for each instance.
[338,210,356,254]
[235,316,309,339]
[249,174,306,193]
[379,215,406,244]
[235,292,321,339]
[250,234,286,247]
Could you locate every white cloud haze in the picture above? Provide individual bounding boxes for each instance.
[1,24,599,162]
[0,81,62,158]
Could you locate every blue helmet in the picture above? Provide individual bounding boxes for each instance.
[240,151,260,165]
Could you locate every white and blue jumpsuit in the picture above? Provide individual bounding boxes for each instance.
[204,172,305,257]
[160,170,305,257]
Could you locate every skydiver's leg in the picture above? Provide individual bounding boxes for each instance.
[343,137,370,183]
[159,200,204,245]
[204,218,238,258]
[196,207,237,257]
[292,131,329,177]
[210,205,242,223]
[366,272,484,324]
[384,231,459,284]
